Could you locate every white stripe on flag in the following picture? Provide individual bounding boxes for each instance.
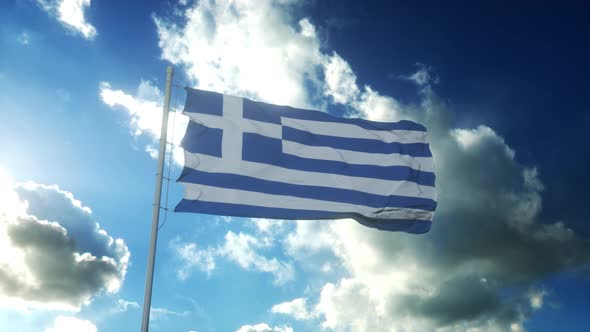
[222,94,244,161]
[183,183,434,221]
[186,112,428,145]
[186,112,282,139]
[184,152,436,199]
[282,140,435,172]
[281,117,427,144]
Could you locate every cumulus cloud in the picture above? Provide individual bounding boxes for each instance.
[154,0,323,109]
[45,316,97,332]
[37,0,96,39]
[285,71,586,331]
[102,0,326,163]
[172,231,294,285]
[105,0,589,330]
[235,323,293,332]
[281,69,590,330]
[271,297,316,320]
[220,231,294,285]
[323,52,360,105]
[0,170,129,311]
[99,80,188,165]
[171,238,216,279]
[250,218,289,235]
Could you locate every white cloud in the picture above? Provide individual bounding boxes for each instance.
[251,218,289,235]
[235,323,293,332]
[154,0,324,109]
[316,277,408,331]
[172,231,294,285]
[322,52,407,122]
[528,289,547,310]
[353,85,406,121]
[150,306,190,321]
[402,63,439,86]
[99,81,188,165]
[99,81,163,138]
[220,231,294,285]
[284,220,337,258]
[286,221,533,332]
[285,48,587,331]
[279,85,588,330]
[116,299,140,312]
[171,238,216,279]
[37,0,97,39]
[271,297,316,320]
[323,52,360,105]
[45,316,97,332]
[0,169,129,311]
[104,0,330,163]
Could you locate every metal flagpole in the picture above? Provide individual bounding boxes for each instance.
[141,65,174,332]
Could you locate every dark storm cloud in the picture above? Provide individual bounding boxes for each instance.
[14,184,115,259]
[0,182,129,310]
[401,276,508,325]
[286,79,590,331]
[348,84,590,328]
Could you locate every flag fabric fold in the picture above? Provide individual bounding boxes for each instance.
[175,88,437,233]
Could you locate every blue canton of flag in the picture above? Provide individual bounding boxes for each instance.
[175,88,437,233]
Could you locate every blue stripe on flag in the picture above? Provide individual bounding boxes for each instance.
[283,126,432,157]
[243,133,436,186]
[184,88,223,116]
[175,199,432,233]
[181,121,223,157]
[178,168,437,211]
[239,98,427,132]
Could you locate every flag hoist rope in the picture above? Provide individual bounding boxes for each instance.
[158,88,180,232]
[141,66,174,332]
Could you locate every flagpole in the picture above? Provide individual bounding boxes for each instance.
[141,65,174,332]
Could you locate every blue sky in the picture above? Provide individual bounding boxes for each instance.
[1,1,589,331]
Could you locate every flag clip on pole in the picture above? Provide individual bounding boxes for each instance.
[141,66,174,332]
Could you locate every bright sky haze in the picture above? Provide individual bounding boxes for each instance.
[0,0,589,331]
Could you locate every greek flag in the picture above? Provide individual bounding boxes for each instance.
[175,88,437,233]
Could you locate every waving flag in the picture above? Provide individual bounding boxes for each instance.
[175,88,437,233]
